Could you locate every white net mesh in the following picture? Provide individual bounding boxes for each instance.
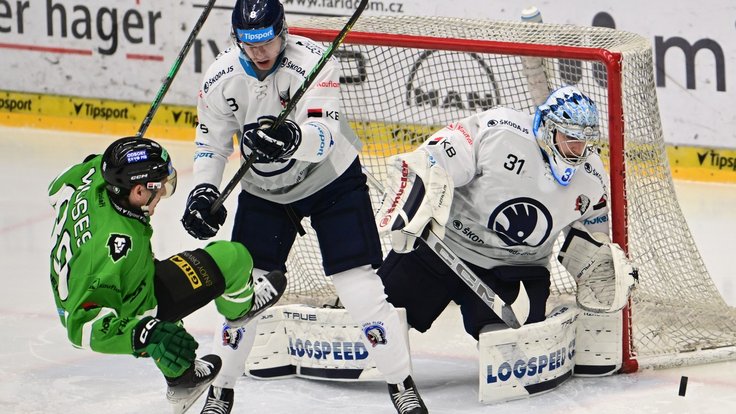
[283,15,736,368]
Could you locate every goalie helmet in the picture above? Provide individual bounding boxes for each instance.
[231,0,288,53]
[532,86,600,186]
[101,136,177,199]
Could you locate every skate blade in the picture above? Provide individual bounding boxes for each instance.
[168,381,213,414]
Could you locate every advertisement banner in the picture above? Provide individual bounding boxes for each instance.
[0,0,734,149]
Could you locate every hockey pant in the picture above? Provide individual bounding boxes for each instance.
[154,240,256,322]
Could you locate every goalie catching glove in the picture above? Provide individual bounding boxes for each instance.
[558,222,638,313]
[241,115,301,163]
[376,150,453,253]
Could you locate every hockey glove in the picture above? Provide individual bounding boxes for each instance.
[376,150,453,253]
[241,115,301,163]
[133,317,198,378]
[558,222,638,313]
[181,183,227,240]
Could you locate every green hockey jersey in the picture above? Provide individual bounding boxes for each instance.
[48,154,157,355]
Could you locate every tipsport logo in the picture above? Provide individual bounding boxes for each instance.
[236,26,275,43]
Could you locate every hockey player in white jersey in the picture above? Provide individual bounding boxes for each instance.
[180,1,425,413]
[376,86,636,400]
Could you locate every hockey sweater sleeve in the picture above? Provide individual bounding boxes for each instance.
[289,59,342,163]
[193,88,242,187]
[418,119,478,188]
[62,274,144,355]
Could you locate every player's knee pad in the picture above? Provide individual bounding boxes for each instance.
[331,265,413,384]
[478,305,578,404]
[203,240,253,283]
[331,265,390,321]
[204,241,257,320]
[153,248,226,322]
[213,318,259,389]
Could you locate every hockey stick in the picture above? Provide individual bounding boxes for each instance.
[136,0,216,137]
[210,0,369,214]
[363,169,530,329]
[422,229,530,329]
[520,7,550,107]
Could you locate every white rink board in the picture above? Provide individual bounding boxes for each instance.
[0,0,734,148]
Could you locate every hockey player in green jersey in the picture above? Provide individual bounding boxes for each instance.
[47,136,286,413]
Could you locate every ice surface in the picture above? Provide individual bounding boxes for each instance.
[2,127,734,413]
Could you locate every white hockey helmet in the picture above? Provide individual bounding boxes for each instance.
[532,86,600,186]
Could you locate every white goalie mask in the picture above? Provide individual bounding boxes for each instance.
[533,86,601,186]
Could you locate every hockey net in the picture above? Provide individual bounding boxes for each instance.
[283,15,736,371]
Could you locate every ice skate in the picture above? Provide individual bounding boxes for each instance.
[166,354,222,414]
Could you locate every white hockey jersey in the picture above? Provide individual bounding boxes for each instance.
[419,107,610,269]
[193,35,360,204]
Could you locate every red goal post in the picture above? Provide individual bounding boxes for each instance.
[284,15,736,372]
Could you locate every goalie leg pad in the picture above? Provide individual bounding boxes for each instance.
[245,303,410,382]
[574,309,623,376]
[478,305,578,404]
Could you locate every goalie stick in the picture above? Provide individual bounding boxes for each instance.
[422,229,530,329]
[363,169,531,329]
[210,0,370,214]
[136,0,216,137]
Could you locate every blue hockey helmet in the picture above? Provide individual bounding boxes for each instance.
[232,0,287,47]
[532,86,600,186]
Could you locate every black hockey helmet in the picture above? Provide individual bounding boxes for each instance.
[101,136,177,198]
[231,0,287,47]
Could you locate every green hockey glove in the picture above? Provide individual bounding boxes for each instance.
[133,317,198,378]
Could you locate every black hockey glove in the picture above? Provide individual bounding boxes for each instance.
[133,317,198,378]
[181,183,227,240]
[241,115,301,163]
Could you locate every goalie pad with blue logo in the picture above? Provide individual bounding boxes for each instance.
[478,305,578,403]
[245,304,410,381]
